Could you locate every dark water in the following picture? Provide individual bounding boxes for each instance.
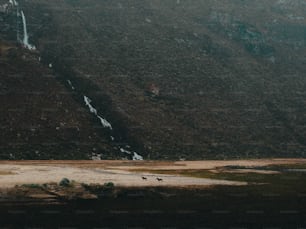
[1,188,306,229]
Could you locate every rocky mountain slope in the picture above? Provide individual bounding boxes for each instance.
[1,0,306,159]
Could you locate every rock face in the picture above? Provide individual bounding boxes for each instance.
[1,0,306,159]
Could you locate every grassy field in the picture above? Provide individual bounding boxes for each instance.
[131,162,306,194]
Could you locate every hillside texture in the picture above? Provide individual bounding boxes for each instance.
[1,0,306,159]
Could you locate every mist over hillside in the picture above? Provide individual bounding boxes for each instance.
[1,0,306,159]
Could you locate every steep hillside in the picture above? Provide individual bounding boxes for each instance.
[1,0,306,159]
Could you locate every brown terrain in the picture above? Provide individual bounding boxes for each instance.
[1,0,306,160]
[0,160,247,189]
[0,159,304,189]
[0,159,306,228]
[2,2,306,227]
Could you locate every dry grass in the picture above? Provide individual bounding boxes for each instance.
[0,41,15,57]
[0,170,15,175]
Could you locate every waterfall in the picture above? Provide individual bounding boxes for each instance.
[20,11,28,45]
[9,0,18,6]
[20,10,36,50]
[83,95,113,130]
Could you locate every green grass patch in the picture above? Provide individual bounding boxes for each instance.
[21,183,42,189]
[135,166,306,196]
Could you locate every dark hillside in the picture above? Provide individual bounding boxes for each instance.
[1,0,306,159]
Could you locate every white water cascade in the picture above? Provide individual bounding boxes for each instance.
[83,95,143,160]
[20,10,36,50]
[9,0,18,6]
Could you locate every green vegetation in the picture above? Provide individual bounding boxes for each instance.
[59,178,71,187]
[21,183,42,189]
[103,182,115,189]
[266,163,306,170]
[135,163,306,196]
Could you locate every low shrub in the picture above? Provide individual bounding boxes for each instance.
[59,178,71,187]
[103,182,115,189]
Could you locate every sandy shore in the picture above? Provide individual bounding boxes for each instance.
[0,159,305,188]
[0,164,245,188]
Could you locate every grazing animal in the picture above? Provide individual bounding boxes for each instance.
[156,177,163,181]
[142,176,147,180]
